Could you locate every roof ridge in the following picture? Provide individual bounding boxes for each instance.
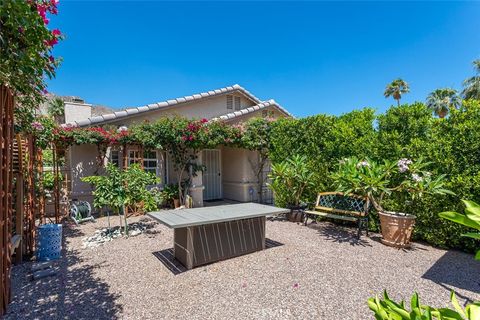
[213,99,293,121]
[66,84,264,127]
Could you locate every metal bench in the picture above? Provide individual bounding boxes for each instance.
[304,192,371,238]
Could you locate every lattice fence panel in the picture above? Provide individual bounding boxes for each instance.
[1,85,14,316]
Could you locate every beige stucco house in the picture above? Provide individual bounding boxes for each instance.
[63,84,292,207]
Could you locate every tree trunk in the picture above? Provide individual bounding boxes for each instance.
[122,206,129,236]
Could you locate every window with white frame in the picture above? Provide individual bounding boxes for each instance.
[109,149,120,167]
[128,150,141,166]
[143,150,158,175]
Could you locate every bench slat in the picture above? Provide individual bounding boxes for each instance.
[305,210,358,222]
[314,205,365,217]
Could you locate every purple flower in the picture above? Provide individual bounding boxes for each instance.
[357,160,370,168]
[412,173,423,182]
[32,121,44,131]
[397,158,412,173]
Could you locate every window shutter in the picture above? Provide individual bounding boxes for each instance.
[226,95,233,109]
[234,96,241,110]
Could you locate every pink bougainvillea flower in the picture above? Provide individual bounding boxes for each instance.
[49,55,55,63]
[49,0,59,14]
[200,118,208,123]
[45,37,58,47]
[52,29,61,36]
[37,4,50,24]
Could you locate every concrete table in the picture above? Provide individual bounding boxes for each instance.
[147,203,288,269]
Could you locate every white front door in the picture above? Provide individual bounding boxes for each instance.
[202,149,222,200]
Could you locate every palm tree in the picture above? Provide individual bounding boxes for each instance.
[47,97,65,123]
[462,59,480,100]
[384,78,410,106]
[426,88,461,118]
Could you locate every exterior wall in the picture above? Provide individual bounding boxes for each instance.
[220,106,287,203]
[64,102,92,124]
[69,144,99,204]
[221,146,260,202]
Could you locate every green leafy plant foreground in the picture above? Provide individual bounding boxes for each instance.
[368,291,480,320]
[439,200,480,260]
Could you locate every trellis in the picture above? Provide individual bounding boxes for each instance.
[1,85,56,316]
[1,85,14,316]
[13,134,41,258]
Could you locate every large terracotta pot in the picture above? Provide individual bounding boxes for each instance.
[379,211,416,248]
[173,198,181,209]
[286,204,307,223]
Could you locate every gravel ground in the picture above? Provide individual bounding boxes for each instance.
[5,215,480,320]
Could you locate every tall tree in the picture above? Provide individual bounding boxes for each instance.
[384,78,410,106]
[426,88,461,118]
[462,59,480,100]
[47,97,65,123]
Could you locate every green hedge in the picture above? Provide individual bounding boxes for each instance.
[268,100,480,253]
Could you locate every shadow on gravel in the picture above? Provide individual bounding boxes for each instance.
[422,250,480,299]
[6,222,123,320]
[153,238,284,275]
[308,222,372,247]
[137,217,161,236]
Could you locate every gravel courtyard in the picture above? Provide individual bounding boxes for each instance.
[6,214,480,320]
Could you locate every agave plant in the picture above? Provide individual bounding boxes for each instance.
[368,290,480,319]
[439,200,480,260]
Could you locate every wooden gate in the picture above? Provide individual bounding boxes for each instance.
[1,85,14,316]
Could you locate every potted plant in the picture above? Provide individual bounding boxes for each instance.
[161,184,180,208]
[331,157,452,248]
[268,155,314,222]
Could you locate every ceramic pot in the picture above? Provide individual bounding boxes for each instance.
[379,211,416,248]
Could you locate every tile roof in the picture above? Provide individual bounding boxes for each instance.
[212,99,292,121]
[64,84,290,127]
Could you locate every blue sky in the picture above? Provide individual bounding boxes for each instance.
[48,1,480,117]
